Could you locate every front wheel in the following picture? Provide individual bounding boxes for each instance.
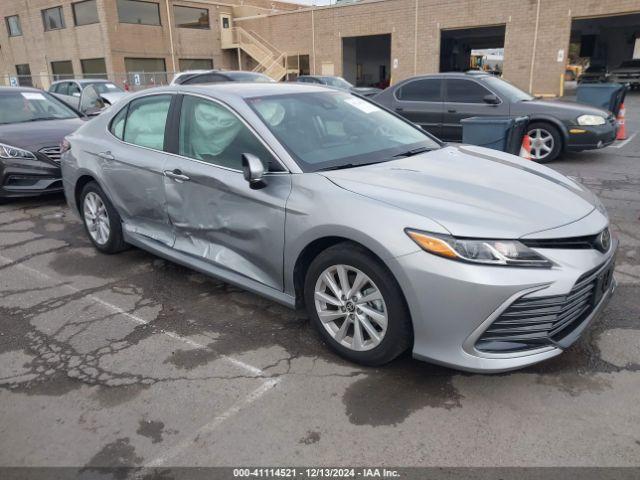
[80,182,127,254]
[304,243,412,366]
[527,122,562,163]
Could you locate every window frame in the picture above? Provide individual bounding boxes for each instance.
[443,77,499,105]
[72,0,100,26]
[394,77,443,103]
[6,15,22,37]
[117,0,162,26]
[51,60,75,81]
[170,93,289,174]
[173,4,210,29]
[42,6,66,31]
[106,92,174,153]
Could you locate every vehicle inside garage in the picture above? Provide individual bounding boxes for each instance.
[440,25,505,72]
[342,34,391,88]
[569,13,640,78]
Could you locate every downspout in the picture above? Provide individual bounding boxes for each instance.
[413,0,418,75]
[311,6,316,75]
[165,0,177,73]
[528,0,541,93]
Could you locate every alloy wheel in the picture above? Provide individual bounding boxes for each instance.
[83,192,111,246]
[528,128,555,161]
[314,264,388,351]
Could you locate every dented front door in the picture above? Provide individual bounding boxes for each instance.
[163,158,290,291]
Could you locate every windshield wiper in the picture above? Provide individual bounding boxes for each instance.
[393,146,434,158]
[316,161,381,172]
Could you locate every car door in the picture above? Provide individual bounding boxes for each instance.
[99,93,176,246]
[392,78,443,138]
[162,94,291,290]
[441,78,508,142]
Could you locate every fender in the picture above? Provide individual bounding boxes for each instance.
[527,115,569,149]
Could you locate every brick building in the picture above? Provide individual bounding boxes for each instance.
[1,0,639,95]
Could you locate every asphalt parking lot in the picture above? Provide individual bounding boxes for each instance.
[0,93,639,471]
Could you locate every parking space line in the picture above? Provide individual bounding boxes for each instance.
[609,132,637,149]
[146,378,280,467]
[0,252,268,378]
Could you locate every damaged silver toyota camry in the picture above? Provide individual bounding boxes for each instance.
[61,83,617,372]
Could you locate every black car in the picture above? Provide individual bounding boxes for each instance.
[0,87,84,201]
[578,65,610,84]
[296,75,382,97]
[171,70,274,85]
[374,72,617,162]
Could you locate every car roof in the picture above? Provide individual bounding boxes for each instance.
[0,86,45,93]
[173,82,333,100]
[50,78,112,84]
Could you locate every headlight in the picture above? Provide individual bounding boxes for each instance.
[405,229,552,268]
[0,142,36,160]
[577,114,606,126]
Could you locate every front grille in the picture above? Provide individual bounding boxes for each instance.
[39,146,61,163]
[521,228,611,253]
[476,259,613,353]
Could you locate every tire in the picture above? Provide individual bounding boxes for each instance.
[80,181,127,254]
[304,242,412,366]
[527,122,562,163]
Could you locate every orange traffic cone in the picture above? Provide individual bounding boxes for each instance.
[616,103,627,140]
[519,133,532,160]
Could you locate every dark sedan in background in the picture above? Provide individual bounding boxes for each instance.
[374,72,617,162]
[0,87,84,201]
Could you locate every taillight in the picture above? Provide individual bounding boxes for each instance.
[60,138,71,154]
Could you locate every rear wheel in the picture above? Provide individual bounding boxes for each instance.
[527,122,562,163]
[80,182,127,254]
[304,243,412,366]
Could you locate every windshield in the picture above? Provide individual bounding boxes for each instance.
[321,77,353,89]
[247,91,439,172]
[480,76,534,102]
[91,82,123,94]
[228,72,274,83]
[0,90,79,124]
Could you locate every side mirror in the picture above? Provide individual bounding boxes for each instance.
[483,94,500,105]
[242,153,266,189]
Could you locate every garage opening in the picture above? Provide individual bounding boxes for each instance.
[440,25,505,73]
[568,13,640,93]
[342,34,391,88]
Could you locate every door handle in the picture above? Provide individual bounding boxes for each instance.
[163,169,190,182]
[395,107,404,112]
[447,109,457,113]
[97,151,114,161]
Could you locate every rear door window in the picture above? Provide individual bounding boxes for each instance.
[445,79,492,103]
[122,95,172,150]
[397,78,442,102]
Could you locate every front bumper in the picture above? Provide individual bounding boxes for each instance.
[0,154,63,199]
[565,122,617,152]
[389,234,617,373]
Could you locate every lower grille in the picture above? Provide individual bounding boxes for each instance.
[476,259,614,353]
[39,146,61,163]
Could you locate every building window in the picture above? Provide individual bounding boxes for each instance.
[42,6,66,31]
[73,0,99,26]
[5,15,22,37]
[124,57,167,85]
[81,58,108,78]
[174,5,209,29]
[16,64,33,87]
[178,58,213,71]
[117,0,161,26]
[51,60,75,81]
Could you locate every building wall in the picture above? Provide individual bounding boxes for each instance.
[237,0,640,95]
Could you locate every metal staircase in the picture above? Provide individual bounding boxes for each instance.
[222,27,287,81]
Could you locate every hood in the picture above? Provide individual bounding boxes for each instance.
[520,98,611,117]
[0,117,84,151]
[100,91,128,105]
[353,87,382,96]
[321,145,597,239]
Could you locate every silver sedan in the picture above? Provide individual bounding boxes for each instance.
[60,83,617,372]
